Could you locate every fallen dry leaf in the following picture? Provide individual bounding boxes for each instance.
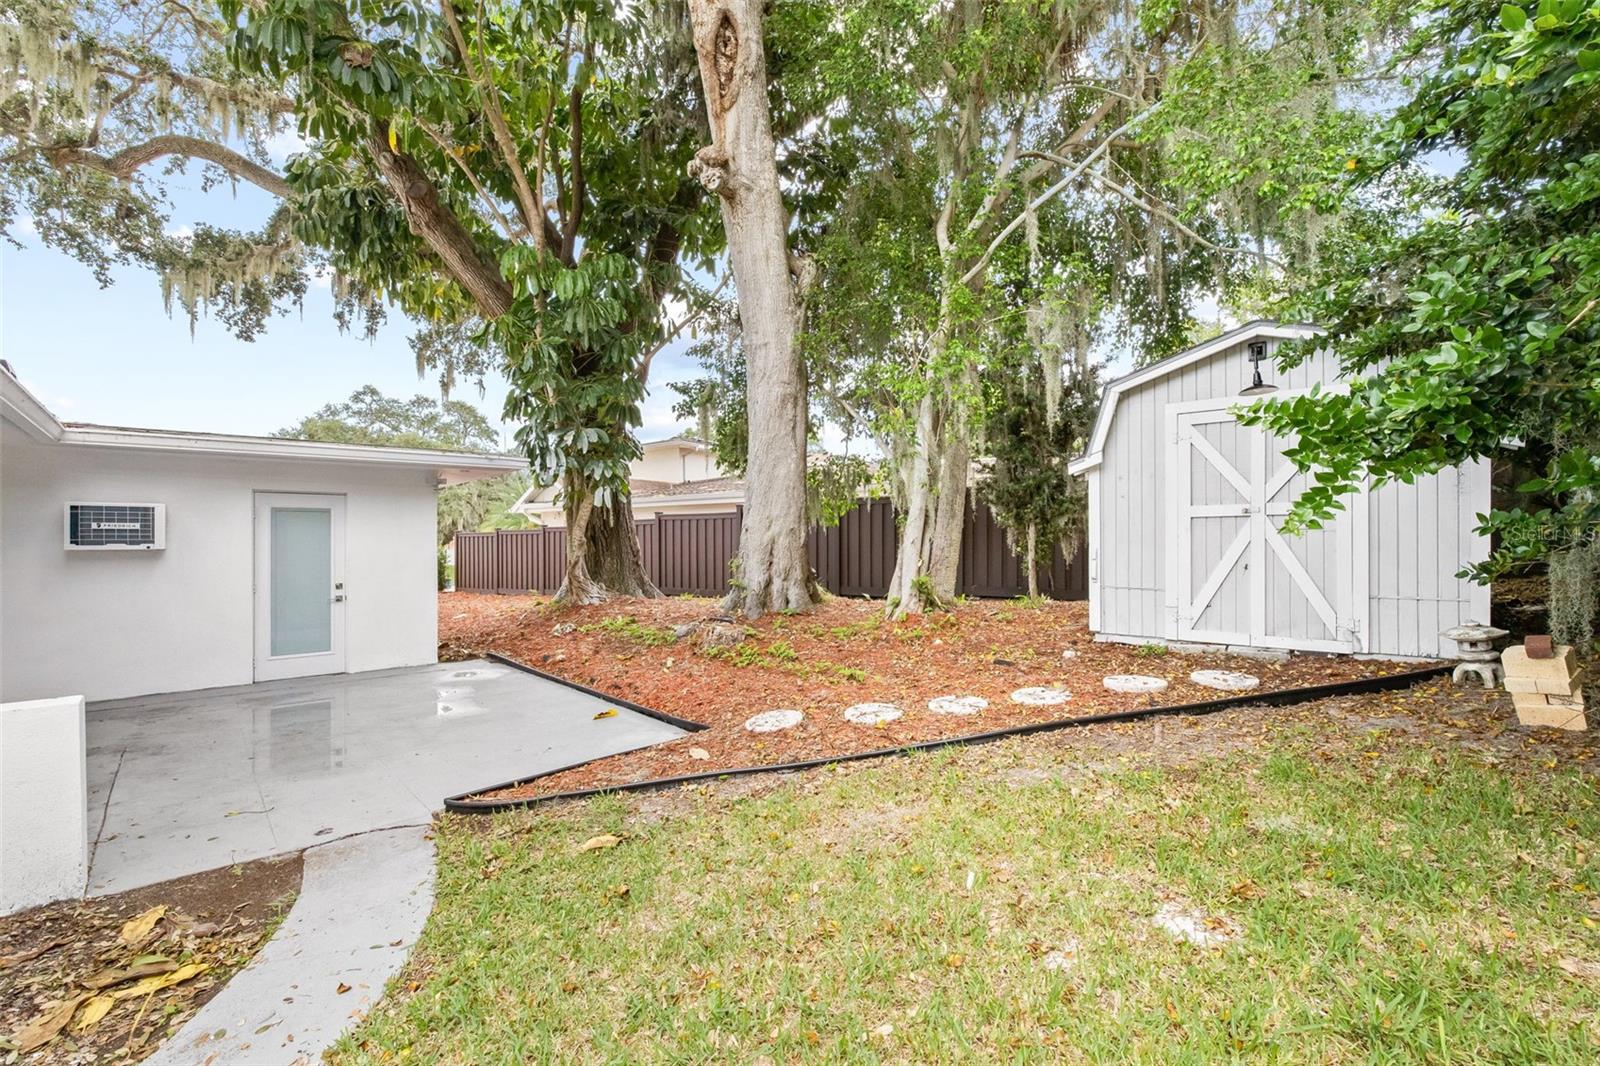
[75,995,116,1031]
[168,912,222,937]
[118,904,167,945]
[578,834,622,852]
[82,959,178,990]
[110,962,208,1000]
[1558,957,1600,980]
[14,995,85,1053]
[336,982,352,995]
[0,937,66,968]
[593,709,618,720]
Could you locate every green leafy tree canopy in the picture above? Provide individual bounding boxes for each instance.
[1247,0,1600,645]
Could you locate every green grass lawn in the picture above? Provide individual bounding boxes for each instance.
[332,706,1600,1063]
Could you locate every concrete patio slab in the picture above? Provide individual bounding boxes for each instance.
[86,659,685,895]
[144,825,434,1066]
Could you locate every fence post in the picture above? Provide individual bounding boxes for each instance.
[655,512,666,591]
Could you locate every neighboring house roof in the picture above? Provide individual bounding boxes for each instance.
[0,364,526,485]
[511,434,732,516]
[635,476,745,503]
[1067,319,1321,476]
[641,434,712,450]
[519,475,747,515]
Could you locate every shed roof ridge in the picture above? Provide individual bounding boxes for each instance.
[1067,320,1322,475]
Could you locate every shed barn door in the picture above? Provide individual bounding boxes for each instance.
[1172,407,1362,653]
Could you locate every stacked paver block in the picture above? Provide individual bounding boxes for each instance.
[1502,644,1588,731]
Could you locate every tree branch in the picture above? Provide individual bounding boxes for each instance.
[640,273,732,378]
[1016,92,1122,188]
[367,122,514,319]
[41,134,291,198]
[561,43,592,265]
[1085,168,1285,269]
[959,101,1164,286]
[95,44,296,114]
[416,119,519,240]
[439,0,543,244]
[961,108,1027,239]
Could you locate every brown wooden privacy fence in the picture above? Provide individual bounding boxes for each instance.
[453,498,1086,600]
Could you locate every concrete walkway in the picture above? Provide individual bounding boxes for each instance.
[86,659,685,894]
[145,826,434,1066]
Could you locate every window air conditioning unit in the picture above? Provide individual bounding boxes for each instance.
[64,503,167,550]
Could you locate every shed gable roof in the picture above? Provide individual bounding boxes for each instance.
[1067,320,1320,475]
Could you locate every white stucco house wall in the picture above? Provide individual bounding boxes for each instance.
[0,364,525,703]
[1068,321,1491,660]
[511,434,743,527]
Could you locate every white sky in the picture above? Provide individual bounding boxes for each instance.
[0,156,701,449]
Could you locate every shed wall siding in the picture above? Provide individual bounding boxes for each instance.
[1092,336,1485,658]
[1365,459,1492,657]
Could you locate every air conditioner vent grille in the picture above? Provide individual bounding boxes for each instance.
[65,503,166,550]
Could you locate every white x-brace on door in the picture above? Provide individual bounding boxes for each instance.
[1170,403,1364,653]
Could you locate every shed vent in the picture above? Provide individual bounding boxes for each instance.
[64,503,166,550]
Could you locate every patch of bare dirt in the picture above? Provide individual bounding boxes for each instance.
[438,592,1436,803]
[0,855,301,1064]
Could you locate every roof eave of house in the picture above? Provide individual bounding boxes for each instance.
[3,365,524,484]
[46,422,526,484]
[516,489,746,514]
[0,366,66,443]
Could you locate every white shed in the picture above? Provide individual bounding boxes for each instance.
[1,365,526,702]
[1068,321,1491,659]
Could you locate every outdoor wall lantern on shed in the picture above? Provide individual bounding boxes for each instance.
[1238,340,1277,396]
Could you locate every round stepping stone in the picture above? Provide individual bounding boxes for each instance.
[1103,674,1169,694]
[1010,686,1072,706]
[843,702,902,726]
[1189,669,1260,692]
[744,709,804,733]
[928,695,988,716]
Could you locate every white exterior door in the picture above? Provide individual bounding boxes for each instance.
[1170,405,1364,653]
[254,493,347,681]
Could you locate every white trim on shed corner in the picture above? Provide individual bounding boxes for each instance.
[0,364,526,484]
[1067,320,1322,476]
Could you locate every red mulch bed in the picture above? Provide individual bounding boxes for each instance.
[438,592,1435,803]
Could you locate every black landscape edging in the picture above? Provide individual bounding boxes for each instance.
[484,650,710,732]
[444,661,1452,814]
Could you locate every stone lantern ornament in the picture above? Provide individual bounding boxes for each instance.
[1440,621,1509,687]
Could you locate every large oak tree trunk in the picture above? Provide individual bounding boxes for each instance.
[687,0,819,618]
[556,475,661,605]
